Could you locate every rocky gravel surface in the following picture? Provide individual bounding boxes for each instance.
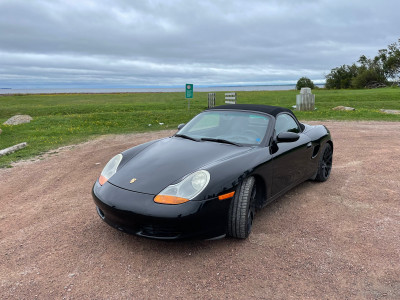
[0,121,399,299]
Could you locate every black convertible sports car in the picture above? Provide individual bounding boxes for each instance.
[92,104,333,240]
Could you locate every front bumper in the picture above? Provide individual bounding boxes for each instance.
[92,181,231,240]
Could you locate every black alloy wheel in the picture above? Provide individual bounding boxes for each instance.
[315,143,333,182]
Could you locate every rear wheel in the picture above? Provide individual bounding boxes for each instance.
[228,177,257,239]
[315,143,333,182]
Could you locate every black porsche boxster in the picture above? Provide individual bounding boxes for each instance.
[92,104,333,240]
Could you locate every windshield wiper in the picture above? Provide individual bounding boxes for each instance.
[175,134,199,142]
[200,137,241,146]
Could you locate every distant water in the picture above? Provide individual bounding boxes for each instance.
[0,84,324,95]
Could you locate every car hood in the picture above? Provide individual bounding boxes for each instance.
[108,136,252,194]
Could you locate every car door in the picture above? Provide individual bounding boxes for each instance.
[271,113,313,196]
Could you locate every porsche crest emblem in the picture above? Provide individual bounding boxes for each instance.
[130,178,137,184]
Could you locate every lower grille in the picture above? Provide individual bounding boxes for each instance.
[140,224,182,237]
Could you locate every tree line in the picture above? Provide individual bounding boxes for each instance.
[325,38,400,89]
[296,38,400,90]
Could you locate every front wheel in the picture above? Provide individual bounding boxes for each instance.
[227,177,257,239]
[314,143,333,182]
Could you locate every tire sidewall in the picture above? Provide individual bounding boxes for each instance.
[227,176,256,238]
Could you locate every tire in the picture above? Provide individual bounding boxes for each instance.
[228,177,257,239]
[314,143,333,182]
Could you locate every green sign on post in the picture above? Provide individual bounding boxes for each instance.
[185,83,193,110]
[185,84,193,99]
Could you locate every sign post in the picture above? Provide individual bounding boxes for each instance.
[185,84,193,110]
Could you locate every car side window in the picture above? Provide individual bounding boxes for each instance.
[275,114,300,135]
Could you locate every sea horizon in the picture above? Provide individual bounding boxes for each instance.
[0,84,325,95]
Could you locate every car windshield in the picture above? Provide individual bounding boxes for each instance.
[176,110,271,146]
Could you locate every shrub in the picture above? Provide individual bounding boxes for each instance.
[351,68,387,89]
[296,77,315,90]
[325,64,359,89]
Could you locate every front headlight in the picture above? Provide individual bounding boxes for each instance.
[99,154,123,185]
[154,170,210,204]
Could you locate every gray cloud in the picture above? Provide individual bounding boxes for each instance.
[1,0,399,88]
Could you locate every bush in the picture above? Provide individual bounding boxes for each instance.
[296,77,315,90]
[351,68,387,89]
[325,64,359,89]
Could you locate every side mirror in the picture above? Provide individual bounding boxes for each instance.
[177,123,186,130]
[276,132,300,143]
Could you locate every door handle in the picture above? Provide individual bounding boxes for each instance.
[307,142,312,148]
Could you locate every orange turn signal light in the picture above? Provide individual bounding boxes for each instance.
[154,195,189,205]
[99,175,108,186]
[218,191,235,200]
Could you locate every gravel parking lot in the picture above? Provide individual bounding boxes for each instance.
[0,121,399,299]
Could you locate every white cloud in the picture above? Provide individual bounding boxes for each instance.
[0,0,399,88]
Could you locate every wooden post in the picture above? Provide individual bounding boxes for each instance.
[296,88,315,111]
[208,93,216,108]
[225,92,237,104]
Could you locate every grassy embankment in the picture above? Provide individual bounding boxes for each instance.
[0,87,399,167]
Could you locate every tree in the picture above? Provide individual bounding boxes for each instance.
[376,39,400,85]
[296,77,315,90]
[352,55,387,88]
[325,64,359,89]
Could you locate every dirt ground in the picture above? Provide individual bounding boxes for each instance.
[0,121,399,299]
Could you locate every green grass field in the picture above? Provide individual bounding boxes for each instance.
[0,87,399,167]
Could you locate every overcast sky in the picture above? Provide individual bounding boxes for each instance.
[1,0,399,88]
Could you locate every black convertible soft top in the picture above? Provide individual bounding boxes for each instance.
[209,104,294,117]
